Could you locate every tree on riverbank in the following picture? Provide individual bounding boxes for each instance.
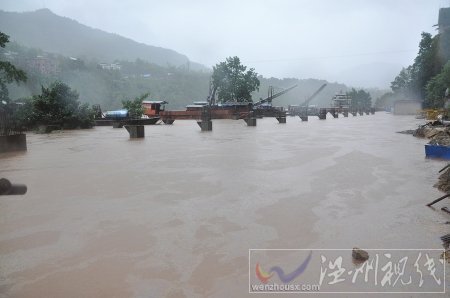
[212,56,260,103]
[122,93,149,118]
[15,81,95,129]
[0,32,27,103]
[391,8,450,108]
[390,33,443,103]
[426,61,450,107]
[347,88,372,109]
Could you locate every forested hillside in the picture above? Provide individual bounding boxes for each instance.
[0,9,205,70]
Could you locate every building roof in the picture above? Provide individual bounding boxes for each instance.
[142,101,168,104]
[439,7,450,27]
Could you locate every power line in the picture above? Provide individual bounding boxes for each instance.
[243,49,417,64]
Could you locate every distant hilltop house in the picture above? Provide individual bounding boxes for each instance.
[1,50,18,61]
[437,7,450,34]
[436,7,450,61]
[2,51,58,75]
[98,63,121,70]
[27,55,58,75]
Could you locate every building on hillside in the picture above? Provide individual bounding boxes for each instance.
[27,56,57,75]
[437,7,450,34]
[436,7,450,61]
[393,100,422,115]
[98,63,121,70]
[1,50,18,61]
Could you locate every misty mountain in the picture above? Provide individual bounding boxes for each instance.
[0,8,206,70]
[4,39,386,110]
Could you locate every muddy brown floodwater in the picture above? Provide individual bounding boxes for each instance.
[0,113,449,297]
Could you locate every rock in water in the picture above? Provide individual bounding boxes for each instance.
[352,247,369,262]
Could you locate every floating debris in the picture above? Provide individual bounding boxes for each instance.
[396,130,415,135]
[352,247,369,262]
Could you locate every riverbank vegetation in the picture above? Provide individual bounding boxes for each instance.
[14,81,95,130]
[0,32,26,104]
[212,56,260,103]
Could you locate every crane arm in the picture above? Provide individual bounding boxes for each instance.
[300,84,327,107]
[255,84,298,106]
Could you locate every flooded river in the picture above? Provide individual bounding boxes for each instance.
[0,113,448,297]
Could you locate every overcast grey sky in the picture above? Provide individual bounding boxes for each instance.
[0,0,448,88]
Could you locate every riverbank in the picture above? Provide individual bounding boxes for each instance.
[400,120,450,259]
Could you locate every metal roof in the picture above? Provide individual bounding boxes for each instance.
[142,101,168,104]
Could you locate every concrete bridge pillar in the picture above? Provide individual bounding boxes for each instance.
[0,134,27,153]
[318,108,327,120]
[331,108,338,118]
[197,107,213,131]
[197,120,213,131]
[162,119,175,124]
[245,117,257,126]
[112,121,123,128]
[124,125,144,138]
[276,116,286,123]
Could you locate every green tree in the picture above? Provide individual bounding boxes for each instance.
[390,66,414,97]
[31,81,94,128]
[425,61,450,108]
[413,32,443,99]
[347,88,372,109]
[0,32,27,103]
[212,56,260,103]
[391,32,444,104]
[12,98,35,129]
[122,93,149,118]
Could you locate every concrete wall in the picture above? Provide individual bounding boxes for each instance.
[393,100,422,115]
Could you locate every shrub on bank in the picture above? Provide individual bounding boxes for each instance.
[13,81,95,131]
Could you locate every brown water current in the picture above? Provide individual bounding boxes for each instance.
[0,113,449,297]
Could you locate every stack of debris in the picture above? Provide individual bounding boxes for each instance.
[413,121,447,138]
[428,130,450,146]
[441,234,450,263]
[415,123,450,263]
[410,121,450,149]
[434,165,450,192]
[428,165,450,262]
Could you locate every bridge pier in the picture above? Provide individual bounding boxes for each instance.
[243,110,257,126]
[343,109,349,117]
[318,108,327,120]
[0,134,27,153]
[162,119,175,125]
[370,108,375,114]
[112,121,123,128]
[299,115,308,121]
[197,120,213,131]
[197,107,213,131]
[124,125,145,138]
[330,108,338,118]
[245,117,257,126]
[276,116,286,124]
